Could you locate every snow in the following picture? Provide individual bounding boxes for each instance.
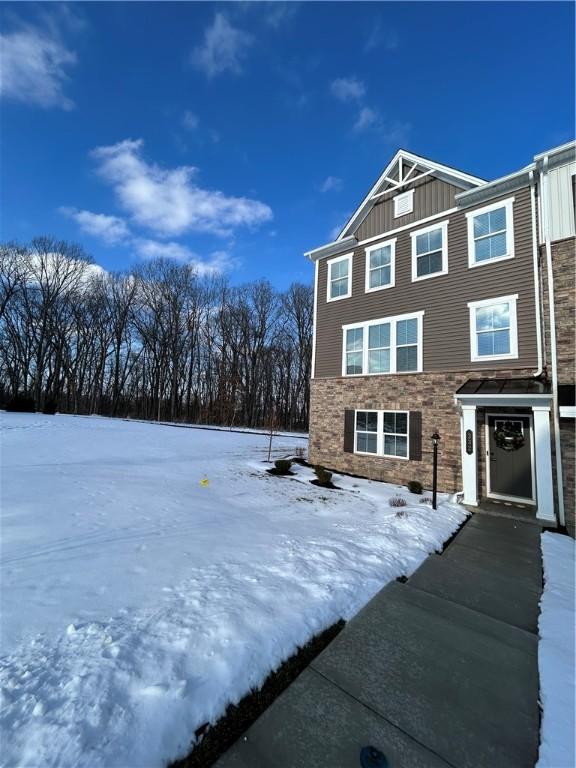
[537,531,576,768]
[1,412,467,768]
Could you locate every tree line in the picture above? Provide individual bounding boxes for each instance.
[0,238,313,431]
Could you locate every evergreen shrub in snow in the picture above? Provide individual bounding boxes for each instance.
[273,458,293,475]
[407,480,423,495]
[314,466,333,487]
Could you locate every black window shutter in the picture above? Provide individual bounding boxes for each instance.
[409,411,422,461]
[343,410,355,453]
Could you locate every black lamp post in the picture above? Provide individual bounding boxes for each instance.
[431,431,441,510]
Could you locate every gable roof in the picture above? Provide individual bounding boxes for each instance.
[335,149,486,241]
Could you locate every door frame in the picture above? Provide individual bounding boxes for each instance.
[484,411,536,505]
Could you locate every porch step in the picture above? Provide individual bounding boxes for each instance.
[408,553,540,633]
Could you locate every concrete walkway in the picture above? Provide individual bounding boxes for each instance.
[216,512,543,768]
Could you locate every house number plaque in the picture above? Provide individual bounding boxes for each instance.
[465,429,474,455]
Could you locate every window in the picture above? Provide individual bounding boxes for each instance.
[411,221,448,281]
[368,323,391,373]
[466,198,515,267]
[355,411,378,454]
[365,239,396,292]
[355,410,409,459]
[345,327,363,374]
[327,253,352,301]
[394,190,414,218]
[342,312,424,376]
[383,411,408,458]
[396,318,418,372]
[468,295,518,361]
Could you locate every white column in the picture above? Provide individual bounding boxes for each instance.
[533,406,556,523]
[461,405,478,506]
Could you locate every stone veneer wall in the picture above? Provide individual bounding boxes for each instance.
[309,368,536,496]
[540,238,576,385]
[541,237,575,536]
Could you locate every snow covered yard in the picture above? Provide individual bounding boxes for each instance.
[0,413,466,768]
[537,532,576,768]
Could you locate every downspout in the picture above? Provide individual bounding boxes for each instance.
[529,170,544,377]
[541,155,566,526]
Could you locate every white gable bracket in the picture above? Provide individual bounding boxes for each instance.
[370,169,435,200]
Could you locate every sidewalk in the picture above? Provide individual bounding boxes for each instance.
[216,513,542,768]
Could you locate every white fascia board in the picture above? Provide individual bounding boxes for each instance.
[456,166,534,208]
[533,140,576,164]
[455,393,553,408]
[304,236,356,262]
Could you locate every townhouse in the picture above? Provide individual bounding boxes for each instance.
[306,142,575,534]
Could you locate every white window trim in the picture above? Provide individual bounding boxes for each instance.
[354,409,410,460]
[467,294,519,362]
[410,220,449,282]
[326,252,353,303]
[364,238,397,293]
[466,197,515,268]
[342,311,424,377]
[394,189,414,218]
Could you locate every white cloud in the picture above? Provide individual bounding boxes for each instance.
[364,18,399,53]
[0,23,77,109]
[354,106,379,133]
[182,110,199,131]
[263,3,299,29]
[60,207,131,244]
[191,13,252,78]
[134,239,234,275]
[330,77,365,103]
[320,176,343,193]
[90,138,273,237]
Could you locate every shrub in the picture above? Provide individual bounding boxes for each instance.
[420,496,433,505]
[407,480,423,495]
[294,446,306,460]
[389,495,407,507]
[42,397,58,415]
[395,509,408,518]
[5,394,36,413]
[274,458,293,475]
[314,466,333,487]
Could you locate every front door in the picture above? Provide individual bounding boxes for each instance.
[487,414,535,503]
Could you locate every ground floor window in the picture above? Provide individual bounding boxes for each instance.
[355,410,409,458]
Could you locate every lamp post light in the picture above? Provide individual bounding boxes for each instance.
[431,431,441,510]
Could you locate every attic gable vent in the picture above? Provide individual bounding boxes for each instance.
[394,189,414,217]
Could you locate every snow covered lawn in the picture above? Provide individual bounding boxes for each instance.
[1,413,466,768]
[538,531,576,768]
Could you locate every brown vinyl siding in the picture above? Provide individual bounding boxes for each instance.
[315,186,538,378]
[356,177,461,241]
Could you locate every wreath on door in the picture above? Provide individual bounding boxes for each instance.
[493,421,525,452]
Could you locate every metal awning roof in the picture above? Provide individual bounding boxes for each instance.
[456,378,552,396]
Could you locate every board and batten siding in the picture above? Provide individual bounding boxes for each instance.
[546,161,576,243]
[315,186,538,378]
[356,177,461,241]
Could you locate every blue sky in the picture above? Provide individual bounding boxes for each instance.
[2,1,574,288]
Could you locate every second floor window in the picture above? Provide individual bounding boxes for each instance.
[411,221,448,281]
[466,198,515,267]
[343,311,424,376]
[365,239,396,292]
[468,294,518,361]
[327,253,352,301]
